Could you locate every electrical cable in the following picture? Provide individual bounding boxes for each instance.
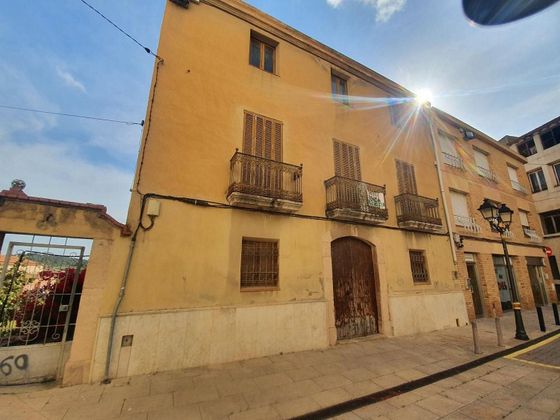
[79,0,162,60]
[0,104,143,126]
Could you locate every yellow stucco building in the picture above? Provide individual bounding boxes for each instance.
[1,0,556,386]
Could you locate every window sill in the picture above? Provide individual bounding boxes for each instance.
[241,287,280,292]
[249,64,279,77]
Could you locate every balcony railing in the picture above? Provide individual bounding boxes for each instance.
[227,151,302,211]
[511,180,528,194]
[523,227,542,243]
[442,152,465,170]
[325,176,388,223]
[454,215,481,233]
[394,193,443,230]
[477,166,497,182]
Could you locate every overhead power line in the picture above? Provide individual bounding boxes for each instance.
[79,0,162,60]
[0,104,144,126]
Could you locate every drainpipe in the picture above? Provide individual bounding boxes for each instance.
[102,227,139,384]
[426,106,457,264]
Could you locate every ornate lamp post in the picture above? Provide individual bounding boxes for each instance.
[478,199,529,340]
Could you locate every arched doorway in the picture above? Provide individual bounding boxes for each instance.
[331,237,378,340]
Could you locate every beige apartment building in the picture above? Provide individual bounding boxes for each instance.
[433,110,556,321]
[500,116,560,300]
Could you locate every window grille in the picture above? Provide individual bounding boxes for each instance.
[240,239,279,289]
[409,250,429,283]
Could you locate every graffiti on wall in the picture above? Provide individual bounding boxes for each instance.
[0,354,29,376]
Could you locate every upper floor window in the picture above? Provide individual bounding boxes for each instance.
[541,210,560,235]
[450,190,470,226]
[396,160,417,195]
[474,149,495,181]
[438,132,463,169]
[528,168,547,193]
[249,32,276,73]
[331,72,348,104]
[507,165,526,193]
[242,111,282,161]
[540,126,560,150]
[518,209,530,228]
[517,138,537,157]
[389,102,406,127]
[552,162,560,185]
[333,140,361,180]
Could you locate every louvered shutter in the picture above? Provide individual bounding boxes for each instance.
[333,140,361,180]
[396,160,417,194]
[243,112,254,154]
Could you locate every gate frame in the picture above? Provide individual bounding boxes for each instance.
[0,241,86,382]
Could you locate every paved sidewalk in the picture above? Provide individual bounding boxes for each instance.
[349,349,560,419]
[1,307,559,420]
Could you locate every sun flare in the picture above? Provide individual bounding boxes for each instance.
[415,88,433,105]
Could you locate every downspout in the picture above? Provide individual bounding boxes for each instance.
[102,227,139,383]
[426,106,457,264]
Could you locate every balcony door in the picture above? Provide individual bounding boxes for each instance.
[331,237,378,339]
[242,111,283,193]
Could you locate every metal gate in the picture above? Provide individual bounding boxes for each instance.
[331,237,378,340]
[0,242,86,384]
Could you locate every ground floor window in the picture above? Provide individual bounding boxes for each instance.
[240,238,279,289]
[409,250,429,284]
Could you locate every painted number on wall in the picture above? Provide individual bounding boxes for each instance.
[0,355,29,376]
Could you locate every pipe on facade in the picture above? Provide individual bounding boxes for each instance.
[426,106,458,264]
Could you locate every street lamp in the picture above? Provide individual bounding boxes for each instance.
[478,199,529,340]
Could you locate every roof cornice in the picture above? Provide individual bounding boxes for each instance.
[199,0,414,98]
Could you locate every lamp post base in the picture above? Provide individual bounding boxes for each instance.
[513,306,529,341]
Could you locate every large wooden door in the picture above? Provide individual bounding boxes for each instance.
[331,237,378,340]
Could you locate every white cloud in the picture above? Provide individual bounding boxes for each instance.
[0,139,133,222]
[326,0,407,22]
[56,66,87,93]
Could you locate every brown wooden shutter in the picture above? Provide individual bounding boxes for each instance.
[396,160,417,194]
[243,112,254,154]
[333,140,361,180]
[242,111,282,161]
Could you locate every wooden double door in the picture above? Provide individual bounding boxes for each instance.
[331,237,378,340]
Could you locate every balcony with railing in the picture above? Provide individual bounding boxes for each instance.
[523,227,542,243]
[324,176,388,224]
[454,215,481,234]
[442,152,465,170]
[394,193,443,232]
[476,166,497,182]
[511,180,528,194]
[227,151,303,212]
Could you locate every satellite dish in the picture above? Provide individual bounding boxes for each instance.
[463,0,559,25]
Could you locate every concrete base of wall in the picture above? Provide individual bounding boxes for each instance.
[0,342,71,385]
[90,300,329,382]
[389,291,469,336]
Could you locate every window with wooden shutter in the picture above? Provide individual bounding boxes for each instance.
[396,160,417,194]
[333,140,361,180]
[240,239,279,289]
[243,111,282,161]
[409,250,429,283]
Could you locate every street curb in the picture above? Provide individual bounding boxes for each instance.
[292,328,560,419]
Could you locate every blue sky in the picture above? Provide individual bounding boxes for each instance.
[1,0,559,222]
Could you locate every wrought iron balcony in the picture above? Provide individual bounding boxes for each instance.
[476,166,497,182]
[511,180,528,194]
[442,152,465,170]
[395,193,443,232]
[454,215,481,233]
[227,151,303,212]
[523,227,542,243]
[324,176,388,224]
